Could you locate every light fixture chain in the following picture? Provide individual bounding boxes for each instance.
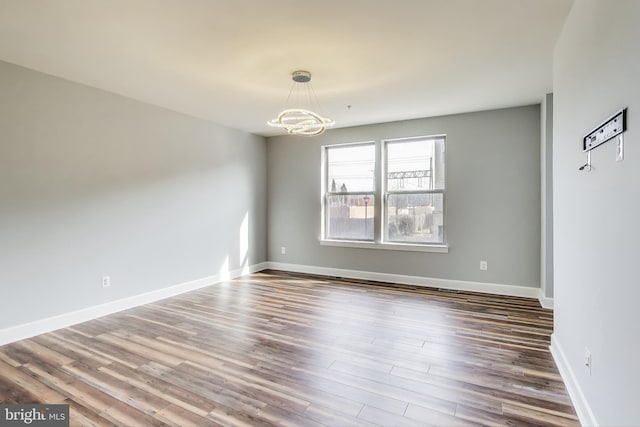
[283,81,296,111]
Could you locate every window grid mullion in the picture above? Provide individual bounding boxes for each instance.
[386,190,444,195]
[322,136,444,246]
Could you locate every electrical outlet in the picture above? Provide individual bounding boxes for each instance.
[281,246,286,255]
[480,261,488,271]
[102,276,111,288]
[584,348,592,375]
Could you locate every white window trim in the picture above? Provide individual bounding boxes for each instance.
[382,134,447,246]
[320,239,449,253]
[321,141,376,243]
[320,136,448,253]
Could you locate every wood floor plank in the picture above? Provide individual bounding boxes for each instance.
[32,333,114,367]
[97,365,210,417]
[404,403,481,427]
[155,403,221,427]
[0,359,67,403]
[0,349,23,368]
[501,401,579,425]
[303,403,374,427]
[13,340,75,366]
[0,270,577,426]
[358,404,424,426]
[66,400,113,427]
[0,374,41,403]
[99,398,169,427]
[23,362,120,415]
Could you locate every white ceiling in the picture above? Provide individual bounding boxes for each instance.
[0,0,572,136]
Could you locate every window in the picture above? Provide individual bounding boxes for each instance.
[322,135,446,251]
[323,143,375,241]
[384,136,445,244]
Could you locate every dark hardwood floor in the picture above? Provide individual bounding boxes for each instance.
[0,270,577,426]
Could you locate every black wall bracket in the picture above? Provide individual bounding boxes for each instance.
[583,108,627,152]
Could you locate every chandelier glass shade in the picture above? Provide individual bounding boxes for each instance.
[268,71,334,136]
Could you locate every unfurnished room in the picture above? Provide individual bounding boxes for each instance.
[0,1,638,426]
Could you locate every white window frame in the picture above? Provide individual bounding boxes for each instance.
[321,135,448,253]
[321,141,376,242]
[382,135,446,246]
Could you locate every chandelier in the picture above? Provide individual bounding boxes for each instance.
[268,70,334,136]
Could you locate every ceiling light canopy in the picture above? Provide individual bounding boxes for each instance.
[268,70,334,136]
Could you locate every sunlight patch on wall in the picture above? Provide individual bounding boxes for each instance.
[219,255,230,281]
[239,212,250,275]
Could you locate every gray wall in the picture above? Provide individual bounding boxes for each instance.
[553,1,640,425]
[0,60,267,329]
[267,106,541,288]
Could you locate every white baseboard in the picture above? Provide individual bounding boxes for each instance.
[550,333,598,427]
[0,260,543,347]
[265,262,540,299]
[538,290,554,310]
[250,262,269,273]
[0,262,267,346]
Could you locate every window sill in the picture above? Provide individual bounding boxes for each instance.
[320,239,449,253]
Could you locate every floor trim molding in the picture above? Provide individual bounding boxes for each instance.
[538,291,554,310]
[550,333,598,426]
[0,262,268,346]
[0,261,545,346]
[266,262,540,299]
